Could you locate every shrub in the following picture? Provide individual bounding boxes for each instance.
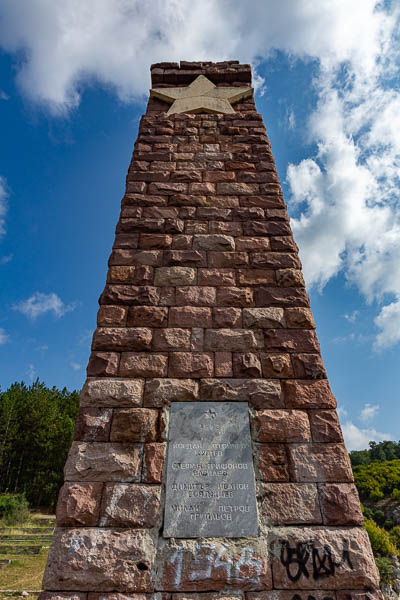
[391,488,400,502]
[365,518,397,557]
[375,557,397,585]
[389,526,400,552]
[0,493,30,526]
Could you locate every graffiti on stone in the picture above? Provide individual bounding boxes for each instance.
[281,539,353,582]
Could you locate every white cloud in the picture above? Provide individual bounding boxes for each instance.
[70,361,82,371]
[0,328,9,344]
[344,310,359,324]
[0,254,13,265]
[27,363,37,382]
[342,421,392,452]
[374,299,400,350]
[359,403,380,423]
[0,90,9,101]
[13,292,76,319]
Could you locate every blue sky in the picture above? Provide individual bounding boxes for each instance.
[0,1,399,450]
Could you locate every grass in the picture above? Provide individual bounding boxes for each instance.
[0,550,47,591]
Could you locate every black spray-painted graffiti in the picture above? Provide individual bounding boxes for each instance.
[292,595,334,600]
[281,539,353,582]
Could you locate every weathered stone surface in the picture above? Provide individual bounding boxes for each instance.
[284,380,337,409]
[87,352,119,377]
[169,306,212,327]
[254,287,309,308]
[309,410,344,443]
[169,352,213,378]
[111,408,159,442]
[156,538,272,591]
[256,443,289,482]
[127,306,168,327]
[204,328,260,351]
[198,268,236,287]
[337,592,384,600]
[233,353,262,378]
[80,378,144,408]
[74,408,112,442]
[64,442,141,482]
[43,528,155,591]
[208,252,249,268]
[292,353,327,379]
[39,594,87,600]
[143,442,166,483]
[212,307,242,328]
[288,443,353,483]
[285,307,316,328]
[319,483,364,526]
[100,484,161,527]
[215,351,233,376]
[258,483,322,525]
[270,527,379,589]
[237,269,275,286]
[260,353,293,378]
[176,286,216,306]
[236,236,270,251]
[264,330,320,353]
[155,267,196,286]
[100,285,160,306]
[153,328,191,350]
[192,234,235,251]
[247,591,336,600]
[217,287,254,307]
[276,269,305,287]
[56,483,102,527]
[254,410,311,443]
[144,378,198,407]
[97,305,127,327]
[119,353,168,377]
[243,308,285,329]
[92,328,152,351]
[200,378,282,409]
[164,250,207,267]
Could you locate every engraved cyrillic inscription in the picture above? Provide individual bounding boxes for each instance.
[164,402,258,537]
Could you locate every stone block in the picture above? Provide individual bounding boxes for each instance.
[258,483,322,525]
[260,353,293,378]
[43,528,155,592]
[107,266,135,283]
[175,286,216,306]
[153,328,191,350]
[276,268,305,287]
[127,306,168,327]
[39,595,87,600]
[251,252,300,269]
[111,408,159,442]
[192,234,235,251]
[269,526,379,589]
[212,307,242,328]
[217,287,254,307]
[209,220,242,235]
[92,328,152,352]
[100,484,161,527]
[204,329,260,351]
[64,442,142,482]
[285,307,316,328]
[100,285,160,306]
[309,410,344,443]
[169,306,212,327]
[97,305,127,327]
[155,267,196,286]
[199,378,282,409]
[74,408,112,442]
[237,269,275,286]
[254,287,309,308]
[143,442,166,483]
[198,269,236,287]
[264,330,320,353]
[80,378,144,408]
[56,483,102,527]
[288,443,353,483]
[243,308,285,329]
[217,182,260,194]
[254,410,311,443]
[119,353,168,377]
[292,353,327,379]
[215,352,233,377]
[256,443,289,482]
[235,237,270,251]
[319,483,364,526]
[208,252,249,268]
[144,378,198,407]
[233,353,262,378]
[87,352,119,377]
[247,592,335,600]
[169,352,214,378]
[284,380,337,409]
[163,250,207,267]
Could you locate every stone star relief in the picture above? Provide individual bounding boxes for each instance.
[150,74,253,115]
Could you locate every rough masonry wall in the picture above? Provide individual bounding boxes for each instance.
[40,61,381,600]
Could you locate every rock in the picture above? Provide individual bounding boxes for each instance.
[92,328,152,351]
[119,353,168,377]
[100,484,161,527]
[264,330,320,353]
[142,442,166,483]
[204,329,260,351]
[175,286,216,306]
[288,443,353,482]
[217,287,254,307]
[200,378,282,409]
[97,305,127,327]
[215,351,233,377]
[292,353,327,379]
[100,285,160,306]
[254,287,309,308]
[154,267,196,286]
[260,353,293,378]
[169,306,212,327]
[56,483,102,527]
[152,328,191,350]
[144,378,198,407]
[254,409,311,443]
[198,269,236,286]
[87,352,119,377]
[256,443,289,482]
[258,483,321,525]
[127,306,168,327]
[212,307,242,328]
[309,410,344,442]
[111,408,159,442]
[74,408,113,441]
[233,353,262,378]
[192,234,235,251]
[80,378,144,408]
[284,380,337,409]
[39,595,87,600]
[248,592,338,600]
[276,269,305,287]
[64,442,141,482]
[319,483,364,526]
[237,269,275,286]
[156,538,272,591]
[43,528,155,592]
[243,308,285,329]
[285,307,316,328]
[168,352,213,378]
[269,526,379,589]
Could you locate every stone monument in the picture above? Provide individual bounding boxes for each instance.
[40,61,381,600]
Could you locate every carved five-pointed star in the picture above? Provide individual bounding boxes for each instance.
[150,74,253,115]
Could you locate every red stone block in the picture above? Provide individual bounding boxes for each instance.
[256,443,289,482]
[100,483,161,527]
[217,287,254,307]
[143,442,166,483]
[285,307,316,328]
[319,483,364,526]
[127,306,168,327]
[258,483,322,525]
[92,327,152,352]
[175,286,216,306]
[264,330,320,353]
[97,306,127,327]
[212,307,242,328]
[284,380,337,409]
[100,285,160,306]
[87,352,119,377]
[208,251,249,268]
[250,252,301,269]
[139,234,172,249]
[168,352,213,378]
[163,250,207,267]
[237,269,275,286]
[260,353,293,378]
[208,221,242,235]
[254,409,311,443]
[56,482,102,527]
[233,353,262,377]
[235,237,270,251]
[111,408,159,442]
[153,328,191,350]
[169,306,212,327]
[276,268,305,287]
[215,352,233,377]
[119,353,168,377]
[270,235,298,252]
[292,353,327,379]
[288,443,353,483]
[74,408,112,442]
[255,287,309,308]
[198,268,236,286]
[309,409,344,442]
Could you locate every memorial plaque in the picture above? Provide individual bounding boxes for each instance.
[164,402,258,538]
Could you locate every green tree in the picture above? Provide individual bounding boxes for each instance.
[364,518,397,556]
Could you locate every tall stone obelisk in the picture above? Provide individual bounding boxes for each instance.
[40,61,381,600]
